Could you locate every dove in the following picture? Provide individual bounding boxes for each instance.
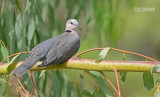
[11,19,81,77]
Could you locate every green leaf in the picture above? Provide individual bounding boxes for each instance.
[122,53,127,60]
[81,89,92,96]
[156,78,160,83]
[50,71,61,97]
[155,92,160,97]
[0,76,7,96]
[0,82,6,96]
[0,43,9,62]
[35,8,49,39]
[119,53,128,82]
[42,71,47,95]
[119,72,127,82]
[39,70,46,78]
[28,19,35,46]
[92,87,106,97]
[15,13,24,51]
[89,71,112,97]
[8,53,21,66]
[143,72,154,91]
[153,65,160,73]
[96,47,111,63]
[67,81,73,97]
[24,0,31,14]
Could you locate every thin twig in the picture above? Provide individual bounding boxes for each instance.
[100,72,119,94]
[28,70,38,97]
[76,48,158,62]
[113,68,121,97]
[153,83,160,97]
[15,75,30,96]
[111,48,158,62]
[0,75,16,89]
[0,51,30,63]
[0,75,26,97]
[86,71,116,96]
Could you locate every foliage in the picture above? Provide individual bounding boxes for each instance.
[0,0,160,97]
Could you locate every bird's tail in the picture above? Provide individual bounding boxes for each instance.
[11,57,38,77]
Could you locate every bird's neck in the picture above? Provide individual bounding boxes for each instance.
[65,28,76,33]
[65,30,72,32]
[64,29,79,37]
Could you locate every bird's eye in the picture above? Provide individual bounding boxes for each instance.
[71,22,73,24]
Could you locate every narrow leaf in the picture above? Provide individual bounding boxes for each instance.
[81,89,92,96]
[119,53,128,82]
[96,47,111,63]
[67,81,72,97]
[0,43,9,62]
[8,53,21,66]
[89,71,112,97]
[153,65,160,73]
[0,82,6,96]
[28,19,35,46]
[155,92,160,97]
[119,72,127,82]
[143,72,154,91]
[39,70,46,78]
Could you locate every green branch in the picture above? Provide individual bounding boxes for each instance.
[0,58,160,74]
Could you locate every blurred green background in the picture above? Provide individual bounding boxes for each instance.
[0,0,160,97]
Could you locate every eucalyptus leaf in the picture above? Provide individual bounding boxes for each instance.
[28,20,35,46]
[89,71,112,97]
[143,72,154,91]
[50,71,61,97]
[67,81,73,97]
[81,89,92,96]
[96,47,111,63]
[39,70,46,78]
[0,43,9,62]
[119,53,128,82]
[92,87,107,97]
[0,82,6,96]
[153,65,160,73]
[155,92,160,97]
[8,53,21,66]
[119,72,127,82]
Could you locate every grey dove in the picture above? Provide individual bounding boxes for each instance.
[11,19,81,77]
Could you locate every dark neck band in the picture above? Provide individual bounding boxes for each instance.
[65,30,72,32]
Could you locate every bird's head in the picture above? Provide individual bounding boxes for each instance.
[66,19,81,30]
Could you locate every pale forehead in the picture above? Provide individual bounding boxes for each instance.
[67,19,78,25]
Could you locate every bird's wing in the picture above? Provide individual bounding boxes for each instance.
[38,35,80,67]
[38,40,61,67]
[11,38,54,76]
[28,38,55,60]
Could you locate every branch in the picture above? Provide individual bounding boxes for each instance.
[0,58,160,74]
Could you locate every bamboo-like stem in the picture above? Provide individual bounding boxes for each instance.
[0,58,159,74]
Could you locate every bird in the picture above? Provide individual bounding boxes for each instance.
[11,19,81,77]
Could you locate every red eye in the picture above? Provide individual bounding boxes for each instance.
[71,22,73,24]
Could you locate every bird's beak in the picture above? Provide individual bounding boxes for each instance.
[76,25,82,30]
